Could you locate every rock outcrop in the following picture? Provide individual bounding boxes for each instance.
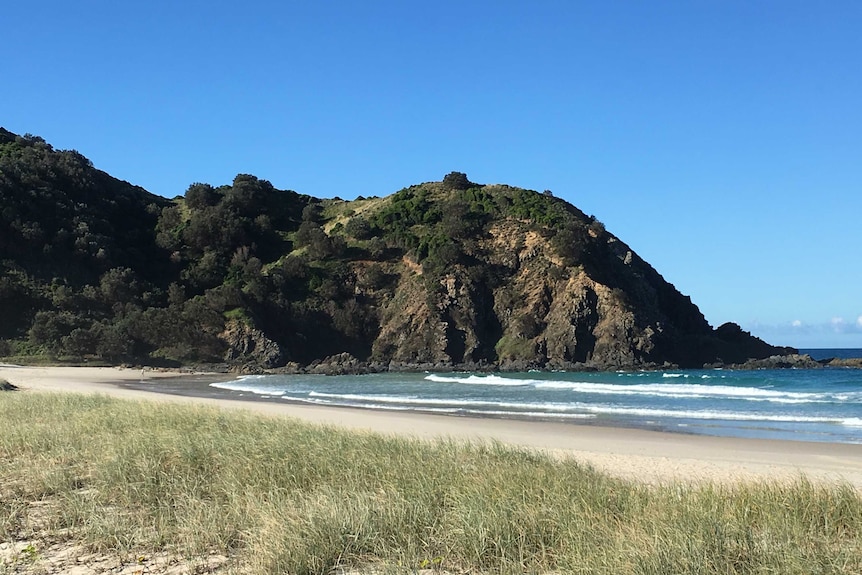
[305,187,790,371]
[731,354,821,370]
[824,357,862,368]
[221,320,285,371]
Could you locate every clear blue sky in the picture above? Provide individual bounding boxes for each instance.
[4,1,860,348]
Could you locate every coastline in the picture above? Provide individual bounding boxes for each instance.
[3,364,862,487]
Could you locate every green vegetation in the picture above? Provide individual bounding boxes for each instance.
[0,131,601,368]
[2,392,861,574]
[1,128,363,366]
[494,334,538,363]
[2,129,777,369]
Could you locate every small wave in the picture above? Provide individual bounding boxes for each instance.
[581,404,845,424]
[210,381,285,396]
[423,374,841,404]
[286,396,595,419]
[470,410,595,420]
[425,374,531,386]
[532,380,829,403]
[308,391,582,413]
[235,374,268,381]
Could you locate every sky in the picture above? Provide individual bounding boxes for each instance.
[3,1,860,349]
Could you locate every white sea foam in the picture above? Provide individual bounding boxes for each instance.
[579,404,844,424]
[293,397,457,414]
[210,381,285,396]
[469,411,595,420]
[425,374,532,386]
[427,373,842,404]
[307,391,581,413]
[288,397,597,419]
[531,380,828,403]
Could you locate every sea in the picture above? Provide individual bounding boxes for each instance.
[209,349,862,445]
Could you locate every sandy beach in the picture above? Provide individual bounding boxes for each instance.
[3,363,862,487]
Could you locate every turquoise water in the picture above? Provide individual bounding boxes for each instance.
[211,366,862,444]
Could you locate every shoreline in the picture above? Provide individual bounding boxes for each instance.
[3,364,862,487]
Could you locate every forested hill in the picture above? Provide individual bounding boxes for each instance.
[0,128,792,371]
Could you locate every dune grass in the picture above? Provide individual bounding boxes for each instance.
[1,393,861,574]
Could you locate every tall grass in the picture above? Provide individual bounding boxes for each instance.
[1,392,861,574]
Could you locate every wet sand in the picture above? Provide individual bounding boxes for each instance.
[3,363,862,487]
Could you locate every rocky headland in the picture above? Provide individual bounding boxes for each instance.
[1,128,796,372]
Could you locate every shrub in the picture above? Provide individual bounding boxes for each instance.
[442,171,473,190]
[344,217,374,240]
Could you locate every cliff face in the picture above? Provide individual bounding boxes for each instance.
[341,211,782,371]
[0,130,789,370]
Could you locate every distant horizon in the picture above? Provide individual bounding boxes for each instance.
[799,347,862,350]
[5,1,860,348]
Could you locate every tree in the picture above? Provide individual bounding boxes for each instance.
[441,198,485,239]
[155,205,184,251]
[99,267,140,306]
[184,183,220,209]
[442,171,473,191]
[296,222,337,259]
[301,202,323,223]
[94,322,134,361]
[29,311,84,353]
[344,216,373,240]
[551,223,589,266]
[366,237,387,260]
[63,327,98,357]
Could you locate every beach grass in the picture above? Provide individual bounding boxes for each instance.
[2,393,861,574]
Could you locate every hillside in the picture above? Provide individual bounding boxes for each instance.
[0,129,791,370]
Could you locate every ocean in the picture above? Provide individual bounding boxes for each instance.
[210,350,862,445]
[801,348,862,360]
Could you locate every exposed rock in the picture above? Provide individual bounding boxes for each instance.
[220,320,285,369]
[0,379,17,391]
[372,273,452,364]
[308,352,367,375]
[733,354,821,370]
[824,357,862,368]
[269,361,306,374]
[709,322,797,365]
[360,214,790,370]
